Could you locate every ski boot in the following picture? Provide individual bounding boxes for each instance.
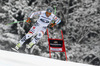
[25,42,34,54]
[11,43,21,52]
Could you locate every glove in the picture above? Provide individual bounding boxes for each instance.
[26,18,31,23]
[50,23,55,27]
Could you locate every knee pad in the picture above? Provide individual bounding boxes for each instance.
[37,31,44,38]
[26,33,33,39]
[31,31,44,44]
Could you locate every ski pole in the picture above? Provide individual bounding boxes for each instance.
[54,6,56,15]
[6,11,33,25]
[52,6,56,24]
[6,20,26,25]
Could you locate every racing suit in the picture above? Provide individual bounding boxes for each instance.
[17,11,61,48]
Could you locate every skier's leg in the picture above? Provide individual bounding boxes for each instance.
[27,30,45,48]
[18,33,33,47]
[29,27,47,47]
[12,25,38,51]
[12,33,33,51]
[17,24,39,47]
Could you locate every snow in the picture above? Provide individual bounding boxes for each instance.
[0,50,93,66]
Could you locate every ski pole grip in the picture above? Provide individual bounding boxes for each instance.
[50,23,55,27]
[26,18,31,23]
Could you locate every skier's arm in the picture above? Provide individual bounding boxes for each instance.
[50,16,61,27]
[54,17,61,25]
[26,11,41,23]
[29,11,41,18]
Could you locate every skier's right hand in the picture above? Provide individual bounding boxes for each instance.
[50,23,55,27]
[26,18,31,23]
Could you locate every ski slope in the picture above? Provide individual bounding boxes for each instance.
[0,50,93,66]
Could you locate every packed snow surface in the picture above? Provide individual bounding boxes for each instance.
[0,50,93,66]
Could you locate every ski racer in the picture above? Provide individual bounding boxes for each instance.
[12,7,61,51]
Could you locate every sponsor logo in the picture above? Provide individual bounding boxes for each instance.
[54,41,58,43]
[50,48,62,51]
[54,17,57,20]
[50,43,61,46]
[33,26,35,29]
[40,19,49,23]
[30,29,35,34]
[28,31,33,34]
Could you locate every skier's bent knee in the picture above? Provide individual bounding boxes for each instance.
[37,31,44,38]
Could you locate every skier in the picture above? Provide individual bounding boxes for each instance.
[12,7,61,52]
